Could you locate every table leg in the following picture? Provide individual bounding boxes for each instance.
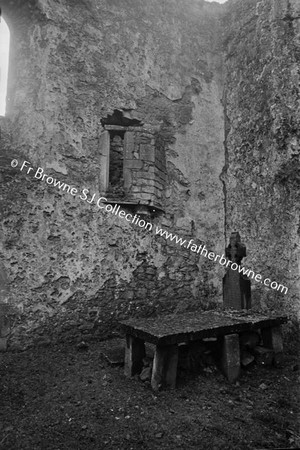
[151,344,178,391]
[124,335,145,377]
[219,333,240,383]
[261,326,283,367]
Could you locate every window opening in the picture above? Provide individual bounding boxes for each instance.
[0,17,10,116]
[108,130,125,191]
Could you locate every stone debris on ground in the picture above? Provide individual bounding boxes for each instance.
[241,351,255,367]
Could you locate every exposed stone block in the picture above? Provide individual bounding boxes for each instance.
[241,350,255,367]
[140,144,155,162]
[124,335,145,377]
[253,346,274,366]
[218,334,240,383]
[124,159,144,170]
[151,344,178,391]
[124,132,136,159]
[261,326,284,367]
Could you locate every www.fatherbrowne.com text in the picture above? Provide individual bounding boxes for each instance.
[13,159,288,295]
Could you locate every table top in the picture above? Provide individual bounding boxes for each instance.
[119,310,288,345]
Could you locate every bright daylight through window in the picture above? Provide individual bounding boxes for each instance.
[0,17,10,116]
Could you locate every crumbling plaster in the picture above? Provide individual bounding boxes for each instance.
[222,0,300,319]
[0,0,227,348]
[0,0,299,349]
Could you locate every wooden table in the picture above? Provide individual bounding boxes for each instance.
[119,310,287,390]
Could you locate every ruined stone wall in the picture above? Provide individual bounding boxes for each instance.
[2,0,297,350]
[222,0,300,320]
[0,0,225,348]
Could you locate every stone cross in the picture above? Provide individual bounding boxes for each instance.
[223,232,251,310]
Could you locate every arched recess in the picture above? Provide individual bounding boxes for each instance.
[0,17,10,116]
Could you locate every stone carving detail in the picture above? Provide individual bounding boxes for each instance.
[223,232,251,310]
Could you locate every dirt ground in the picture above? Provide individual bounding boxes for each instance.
[0,339,299,450]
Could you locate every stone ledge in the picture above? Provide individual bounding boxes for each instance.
[119,310,288,346]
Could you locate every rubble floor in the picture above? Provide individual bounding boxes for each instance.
[0,339,299,450]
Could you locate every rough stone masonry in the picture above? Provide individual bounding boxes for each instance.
[0,0,299,349]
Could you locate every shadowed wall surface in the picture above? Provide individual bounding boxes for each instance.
[222,0,299,318]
